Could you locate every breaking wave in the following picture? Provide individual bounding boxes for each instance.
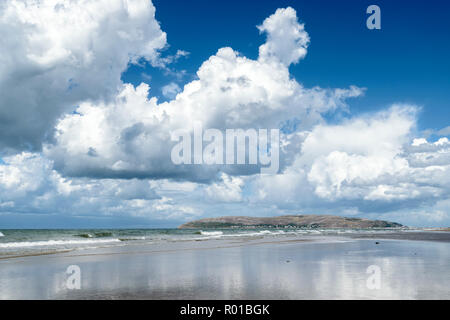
[199,231,224,236]
[0,238,121,249]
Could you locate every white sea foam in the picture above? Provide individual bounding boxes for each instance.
[231,230,286,237]
[0,238,121,248]
[118,236,146,241]
[191,229,379,241]
[200,231,223,236]
[196,230,289,240]
[0,231,4,237]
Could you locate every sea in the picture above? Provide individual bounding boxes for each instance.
[0,227,418,258]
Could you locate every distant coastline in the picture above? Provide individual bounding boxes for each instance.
[178,214,403,229]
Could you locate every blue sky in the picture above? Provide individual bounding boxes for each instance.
[124,0,450,131]
[0,0,449,228]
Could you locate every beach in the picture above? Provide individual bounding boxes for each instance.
[0,230,449,299]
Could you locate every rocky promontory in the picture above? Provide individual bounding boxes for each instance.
[178,215,403,229]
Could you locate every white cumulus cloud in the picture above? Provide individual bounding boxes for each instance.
[0,0,167,151]
[44,7,362,182]
[257,7,310,66]
[249,106,450,225]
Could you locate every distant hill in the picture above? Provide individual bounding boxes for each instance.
[178,215,403,229]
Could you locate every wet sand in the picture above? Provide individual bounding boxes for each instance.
[0,234,449,299]
[349,230,450,242]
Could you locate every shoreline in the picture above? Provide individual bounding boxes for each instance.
[0,236,318,261]
[0,230,449,261]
